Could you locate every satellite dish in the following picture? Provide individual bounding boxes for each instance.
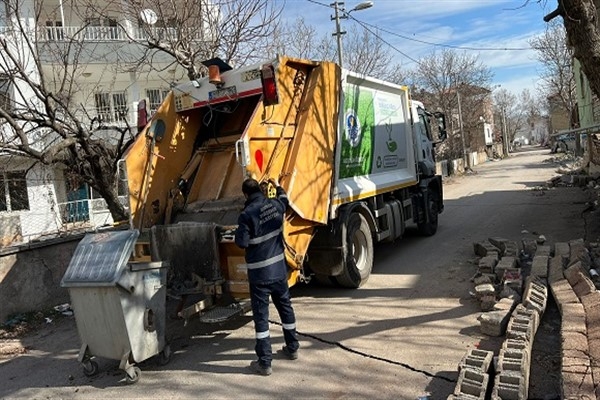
[140,9,158,25]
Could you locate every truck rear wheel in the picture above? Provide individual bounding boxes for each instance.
[335,212,373,288]
[418,187,439,236]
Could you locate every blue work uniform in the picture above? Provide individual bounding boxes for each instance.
[235,186,299,368]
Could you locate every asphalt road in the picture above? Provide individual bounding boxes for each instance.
[0,146,589,399]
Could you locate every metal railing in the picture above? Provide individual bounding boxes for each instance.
[39,25,202,42]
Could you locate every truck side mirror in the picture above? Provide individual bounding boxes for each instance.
[434,112,447,142]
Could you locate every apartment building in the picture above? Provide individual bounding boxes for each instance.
[0,0,196,246]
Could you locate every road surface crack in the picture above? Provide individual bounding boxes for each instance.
[269,319,455,383]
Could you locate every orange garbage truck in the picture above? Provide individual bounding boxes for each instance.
[123,55,447,322]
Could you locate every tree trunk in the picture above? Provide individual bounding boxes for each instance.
[561,1,600,101]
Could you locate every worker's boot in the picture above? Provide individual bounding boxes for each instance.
[281,345,298,360]
[249,360,272,376]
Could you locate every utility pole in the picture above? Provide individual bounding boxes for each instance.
[457,90,470,171]
[331,2,346,68]
[502,106,509,157]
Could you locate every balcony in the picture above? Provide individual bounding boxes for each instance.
[42,25,206,42]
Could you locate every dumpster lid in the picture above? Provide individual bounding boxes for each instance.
[61,230,140,287]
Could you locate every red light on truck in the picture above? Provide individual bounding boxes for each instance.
[261,64,279,106]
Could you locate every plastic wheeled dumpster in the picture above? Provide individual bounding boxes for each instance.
[60,229,170,384]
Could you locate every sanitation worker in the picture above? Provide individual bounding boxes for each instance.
[235,177,299,376]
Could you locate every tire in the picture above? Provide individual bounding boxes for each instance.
[126,366,141,384]
[334,212,373,288]
[418,188,439,237]
[82,360,99,377]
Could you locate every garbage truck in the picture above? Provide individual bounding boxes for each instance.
[123,55,446,321]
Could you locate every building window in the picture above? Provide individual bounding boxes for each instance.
[0,75,12,112]
[146,88,169,115]
[94,91,128,123]
[45,20,64,40]
[0,171,30,212]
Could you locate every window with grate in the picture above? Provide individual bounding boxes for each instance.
[94,92,112,123]
[94,92,128,123]
[0,171,29,212]
[112,92,128,121]
[145,88,169,115]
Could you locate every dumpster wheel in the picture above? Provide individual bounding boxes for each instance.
[82,360,99,377]
[125,366,141,384]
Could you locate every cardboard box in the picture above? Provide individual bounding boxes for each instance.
[228,280,250,298]
[227,256,248,280]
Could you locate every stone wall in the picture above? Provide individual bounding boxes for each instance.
[0,235,83,322]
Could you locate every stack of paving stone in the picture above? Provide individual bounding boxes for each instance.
[463,238,550,399]
[549,239,600,399]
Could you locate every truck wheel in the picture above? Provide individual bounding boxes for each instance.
[335,212,373,288]
[418,188,439,236]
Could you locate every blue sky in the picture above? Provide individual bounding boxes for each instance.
[281,0,555,97]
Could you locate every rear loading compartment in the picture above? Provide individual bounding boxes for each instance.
[125,57,340,319]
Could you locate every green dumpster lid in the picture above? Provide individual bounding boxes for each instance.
[61,230,140,287]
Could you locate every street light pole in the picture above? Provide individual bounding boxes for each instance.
[502,106,509,157]
[331,1,373,69]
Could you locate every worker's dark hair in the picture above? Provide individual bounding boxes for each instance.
[242,178,261,196]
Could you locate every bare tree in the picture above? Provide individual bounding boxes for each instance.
[542,0,600,105]
[0,0,132,221]
[412,49,493,160]
[86,0,283,81]
[530,20,576,128]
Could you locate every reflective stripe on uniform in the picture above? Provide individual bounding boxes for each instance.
[282,322,296,330]
[256,330,270,339]
[246,253,285,270]
[248,228,282,245]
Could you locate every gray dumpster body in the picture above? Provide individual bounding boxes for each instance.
[61,229,170,383]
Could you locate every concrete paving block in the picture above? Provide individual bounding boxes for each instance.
[504,241,519,258]
[475,283,495,299]
[564,261,585,287]
[497,348,530,377]
[447,395,480,400]
[554,242,570,259]
[480,295,497,311]
[474,275,492,285]
[506,320,534,344]
[495,257,518,280]
[569,239,592,270]
[489,237,509,254]
[491,371,527,400]
[561,331,589,355]
[548,256,565,284]
[550,279,580,315]
[511,304,539,333]
[561,370,595,400]
[501,339,528,356]
[530,255,549,278]
[580,291,600,314]
[589,338,600,368]
[458,349,494,373]
[453,368,489,399]
[474,241,501,257]
[479,309,511,337]
[560,303,587,334]
[478,256,498,274]
[493,297,517,312]
[572,277,595,299]
[523,290,547,317]
[535,245,551,257]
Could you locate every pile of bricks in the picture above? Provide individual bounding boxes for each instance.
[458,237,600,399]
[449,237,551,399]
[549,239,600,399]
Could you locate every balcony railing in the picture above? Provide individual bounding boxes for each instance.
[40,25,203,42]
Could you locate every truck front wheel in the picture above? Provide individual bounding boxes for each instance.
[335,212,373,288]
[418,187,439,236]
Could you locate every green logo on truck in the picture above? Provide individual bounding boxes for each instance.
[340,87,374,178]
